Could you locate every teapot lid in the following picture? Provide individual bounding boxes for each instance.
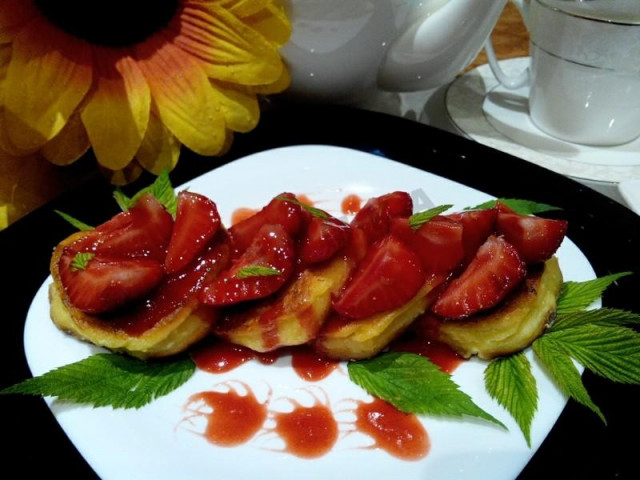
[539,0,640,25]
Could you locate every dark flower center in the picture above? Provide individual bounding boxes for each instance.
[34,0,181,47]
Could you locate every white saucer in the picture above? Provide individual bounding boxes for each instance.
[445,57,640,186]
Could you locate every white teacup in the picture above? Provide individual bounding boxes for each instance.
[486,0,640,147]
[279,0,509,104]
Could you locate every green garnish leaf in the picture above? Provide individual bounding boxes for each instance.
[468,198,561,215]
[408,204,453,230]
[71,252,95,271]
[556,272,632,314]
[114,168,177,215]
[533,336,605,423]
[541,314,640,384]
[236,265,281,279]
[484,352,538,446]
[276,194,329,219]
[0,353,196,409]
[54,210,93,231]
[348,352,505,428]
[550,307,640,332]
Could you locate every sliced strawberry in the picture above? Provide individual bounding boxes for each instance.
[200,224,295,306]
[58,251,164,314]
[332,235,425,319]
[228,192,305,254]
[298,213,350,265]
[68,193,173,262]
[350,191,413,246]
[446,207,497,264]
[430,235,526,319]
[164,191,221,274]
[495,211,568,264]
[390,215,465,275]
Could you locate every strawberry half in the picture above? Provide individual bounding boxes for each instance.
[58,251,164,314]
[165,191,221,274]
[68,193,173,262]
[495,211,568,264]
[390,215,465,275]
[200,224,295,306]
[430,235,526,319]
[446,207,497,265]
[228,193,305,255]
[298,213,351,265]
[332,235,426,319]
[350,191,413,246]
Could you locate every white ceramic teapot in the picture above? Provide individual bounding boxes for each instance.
[280,0,510,103]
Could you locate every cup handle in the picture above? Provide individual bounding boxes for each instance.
[484,0,530,89]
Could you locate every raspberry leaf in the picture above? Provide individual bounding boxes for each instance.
[114,168,177,215]
[484,352,538,446]
[556,272,633,314]
[469,198,561,215]
[408,204,453,230]
[348,352,506,428]
[0,353,195,409]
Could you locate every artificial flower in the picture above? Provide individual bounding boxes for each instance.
[0,0,291,184]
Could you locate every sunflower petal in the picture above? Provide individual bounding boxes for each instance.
[174,3,283,85]
[81,48,150,170]
[246,64,290,94]
[0,107,36,156]
[99,160,144,186]
[242,2,292,47]
[211,81,259,132]
[4,18,92,151]
[135,34,225,156]
[0,0,37,43]
[136,112,181,175]
[42,111,90,166]
[218,0,271,17]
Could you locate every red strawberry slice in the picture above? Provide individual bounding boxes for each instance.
[431,235,526,319]
[58,251,164,314]
[390,215,465,274]
[165,191,221,274]
[298,214,351,265]
[332,235,426,319]
[495,211,568,264]
[446,207,497,264]
[68,193,173,262]
[350,191,413,246]
[200,224,295,306]
[229,193,305,254]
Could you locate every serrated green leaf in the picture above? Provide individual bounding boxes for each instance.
[408,204,453,230]
[113,168,177,215]
[541,322,640,384]
[550,308,640,332]
[556,272,633,314]
[468,198,561,215]
[71,252,94,271]
[0,353,195,409]
[54,210,93,231]
[485,352,537,446]
[533,336,605,423]
[276,194,330,219]
[236,265,281,279]
[348,352,505,428]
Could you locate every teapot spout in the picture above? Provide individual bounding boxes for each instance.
[377,0,508,91]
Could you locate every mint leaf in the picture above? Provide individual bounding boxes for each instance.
[484,352,538,446]
[236,265,281,279]
[556,272,632,314]
[409,204,453,230]
[276,195,330,219]
[533,336,605,423]
[55,210,93,231]
[114,168,177,215]
[0,353,195,409]
[348,352,505,427]
[541,321,640,384]
[71,252,95,271]
[468,198,561,215]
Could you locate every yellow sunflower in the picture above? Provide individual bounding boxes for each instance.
[0,0,291,184]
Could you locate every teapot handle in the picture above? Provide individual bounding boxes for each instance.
[484,0,530,89]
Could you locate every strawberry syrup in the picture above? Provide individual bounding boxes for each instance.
[341,194,362,215]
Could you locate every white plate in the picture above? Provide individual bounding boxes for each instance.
[445,57,640,186]
[24,145,596,480]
